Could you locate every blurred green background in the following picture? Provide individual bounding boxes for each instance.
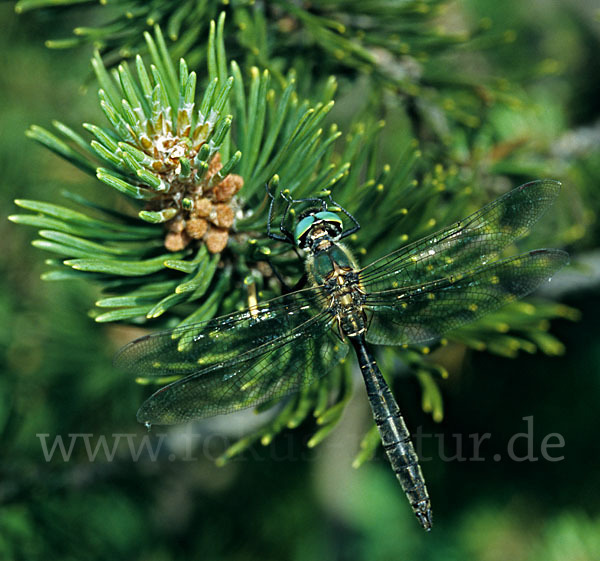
[1,2,600,560]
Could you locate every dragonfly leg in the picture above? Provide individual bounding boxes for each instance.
[266,183,293,243]
[326,195,361,238]
[266,256,307,294]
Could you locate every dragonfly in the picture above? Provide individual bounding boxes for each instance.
[115,179,568,530]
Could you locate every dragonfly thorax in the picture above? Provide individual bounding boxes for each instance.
[306,239,368,338]
[327,269,367,337]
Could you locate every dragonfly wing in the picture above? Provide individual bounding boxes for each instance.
[136,314,348,424]
[359,180,561,293]
[364,249,569,346]
[115,286,330,379]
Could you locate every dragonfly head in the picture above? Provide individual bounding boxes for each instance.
[294,209,344,251]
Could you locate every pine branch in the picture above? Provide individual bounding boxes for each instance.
[10,10,578,464]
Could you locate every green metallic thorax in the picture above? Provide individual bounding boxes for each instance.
[304,236,367,338]
[306,241,359,285]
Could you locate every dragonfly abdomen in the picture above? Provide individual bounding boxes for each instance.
[349,334,433,530]
[378,416,432,530]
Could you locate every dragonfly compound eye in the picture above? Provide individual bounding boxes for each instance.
[294,215,316,246]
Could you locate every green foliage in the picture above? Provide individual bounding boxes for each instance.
[15,0,530,146]
[10,3,582,463]
[4,1,599,558]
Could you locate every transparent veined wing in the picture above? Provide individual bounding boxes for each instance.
[115,285,331,380]
[135,313,348,424]
[359,180,561,293]
[364,249,569,346]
